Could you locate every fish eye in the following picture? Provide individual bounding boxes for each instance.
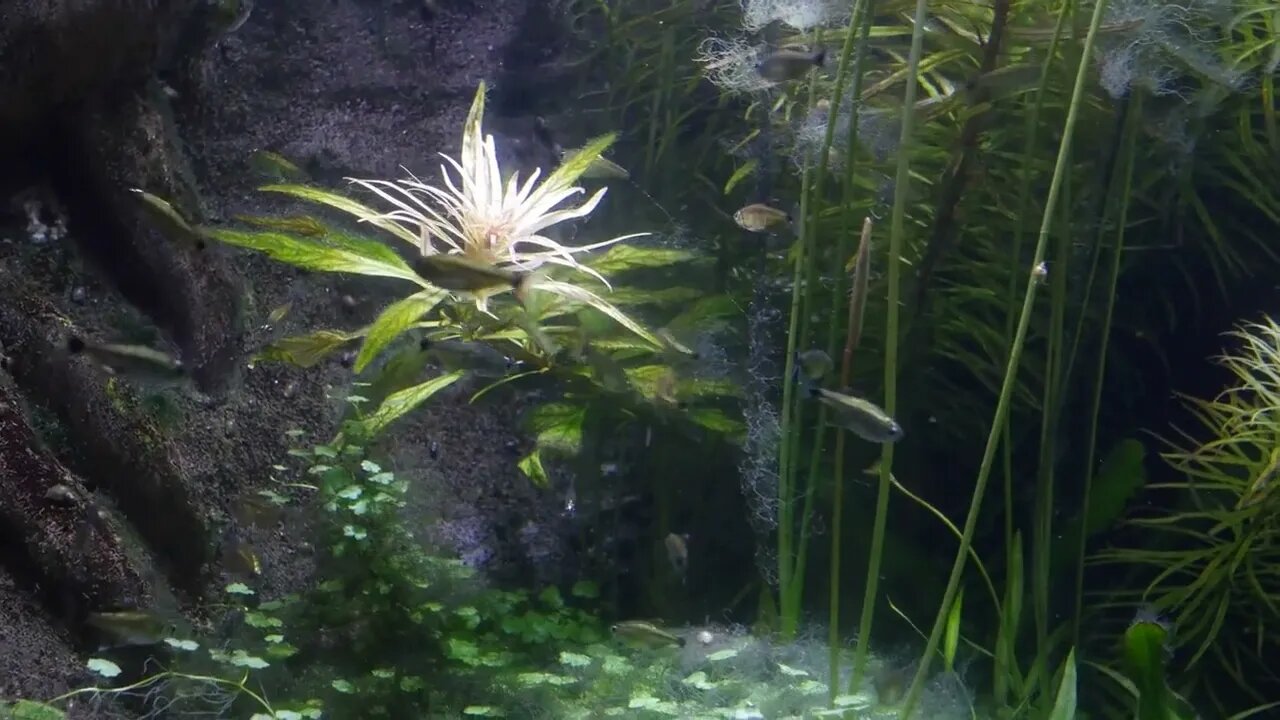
[609,624,619,632]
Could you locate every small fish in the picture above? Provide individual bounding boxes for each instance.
[656,328,699,359]
[733,203,792,233]
[266,302,292,326]
[85,610,178,649]
[247,150,307,182]
[236,214,326,237]
[420,337,516,378]
[411,253,534,305]
[429,439,440,460]
[67,336,186,386]
[664,533,689,584]
[873,664,911,705]
[220,531,262,578]
[756,46,826,83]
[796,349,834,381]
[654,370,681,408]
[234,492,284,529]
[611,620,686,648]
[130,189,206,252]
[803,379,903,443]
[564,148,630,180]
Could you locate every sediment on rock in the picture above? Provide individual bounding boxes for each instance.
[0,277,212,597]
[0,379,147,620]
[55,89,246,396]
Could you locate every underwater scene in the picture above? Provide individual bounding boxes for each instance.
[0,0,1277,718]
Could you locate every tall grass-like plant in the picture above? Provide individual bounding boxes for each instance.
[897,0,1115,714]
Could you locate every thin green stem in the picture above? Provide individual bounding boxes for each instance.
[897,0,1113,714]
[850,0,925,692]
[1072,93,1142,647]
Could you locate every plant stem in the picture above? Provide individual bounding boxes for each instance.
[831,218,873,700]
[1072,92,1141,646]
[896,0,1113,714]
[850,0,926,692]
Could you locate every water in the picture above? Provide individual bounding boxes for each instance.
[0,0,1277,718]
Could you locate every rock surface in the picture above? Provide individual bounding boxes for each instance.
[0,0,581,707]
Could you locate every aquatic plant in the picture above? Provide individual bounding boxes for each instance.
[1090,318,1280,716]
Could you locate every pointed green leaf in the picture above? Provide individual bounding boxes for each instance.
[204,228,421,283]
[723,158,759,196]
[518,449,550,488]
[545,133,617,191]
[232,214,328,237]
[362,371,464,436]
[259,184,418,245]
[355,289,447,372]
[463,83,487,175]
[253,328,364,368]
[601,286,704,308]
[687,408,745,437]
[1047,650,1077,720]
[585,245,700,275]
[534,280,660,349]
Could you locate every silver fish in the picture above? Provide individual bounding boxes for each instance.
[807,383,903,443]
[756,47,826,83]
[664,533,689,584]
[420,338,516,378]
[67,336,186,386]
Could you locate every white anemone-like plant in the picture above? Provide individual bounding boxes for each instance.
[345,82,646,301]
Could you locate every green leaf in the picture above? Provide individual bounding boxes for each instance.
[230,651,270,669]
[547,133,618,191]
[585,245,699,275]
[1086,438,1146,536]
[687,408,745,437]
[525,403,586,455]
[559,651,593,668]
[571,580,599,599]
[602,286,704,308]
[204,228,421,284]
[332,679,355,694]
[355,289,447,372]
[5,701,68,720]
[232,214,327,237]
[1047,649,1077,720]
[226,582,255,596]
[87,658,122,678]
[944,588,963,673]
[259,184,418,246]
[253,328,364,368]
[361,371,464,436]
[666,295,741,337]
[533,281,661,349]
[462,707,506,717]
[163,638,200,651]
[706,649,739,662]
[538,586,564,609]
[723,158,759,196]
[517,449,550,488]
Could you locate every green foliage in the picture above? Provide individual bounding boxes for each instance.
[1091,318,1280,715]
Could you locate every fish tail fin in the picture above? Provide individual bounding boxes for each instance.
[67,336,87,354]
[512,270,543,307]
[792,356,819,398]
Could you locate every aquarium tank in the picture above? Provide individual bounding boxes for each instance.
[0,0,1278,718]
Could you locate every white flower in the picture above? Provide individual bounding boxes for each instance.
[345,83,644,300]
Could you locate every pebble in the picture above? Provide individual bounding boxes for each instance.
[70,286,87,304]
